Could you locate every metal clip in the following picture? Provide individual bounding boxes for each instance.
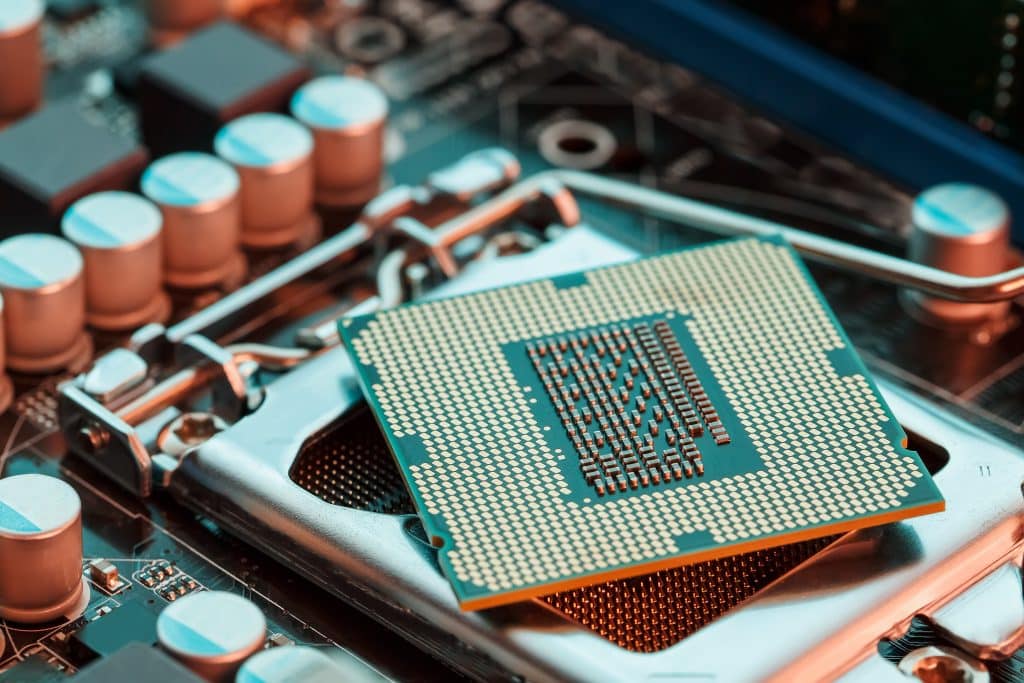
[426,148,521,202]
[393,176,580,278]
[58,148,528,497]
[79,348,150,405]
[58,385,154,497]
[176,336,252,421]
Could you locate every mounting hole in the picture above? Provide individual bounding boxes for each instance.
[558,136,597,155]
[538,119,617,171]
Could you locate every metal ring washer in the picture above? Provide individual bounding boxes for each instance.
[538,119,617,171]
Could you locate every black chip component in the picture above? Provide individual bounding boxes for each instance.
[138,22,311,155]
[45,0,99,21]
[71,643,203,683]
[0,100,148,232]
[71,601,160,661]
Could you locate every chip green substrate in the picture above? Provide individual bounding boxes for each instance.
[340,236,944,610]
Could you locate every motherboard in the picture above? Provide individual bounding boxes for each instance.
[0,0,1022,681]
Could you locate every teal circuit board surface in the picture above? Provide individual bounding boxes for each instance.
[340,236,945,610]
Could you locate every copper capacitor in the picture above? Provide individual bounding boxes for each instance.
[290,75,389,207]
[0,0,45,125]
[0,234,89,374]
[0,295,10,413]
[62,191,171,330]
[0,474,87,624]
[214,113,318,249]
[141,152,246,290]
[906,182,1013,325]
[157,591,266,681]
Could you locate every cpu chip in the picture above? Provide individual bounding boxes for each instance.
[341,237,944,610]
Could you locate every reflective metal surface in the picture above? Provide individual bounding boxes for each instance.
[473,170,1024,304]
[52,148,1024,681]
[162,225,1024,682]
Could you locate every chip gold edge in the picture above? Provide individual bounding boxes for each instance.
[455,498,947,612]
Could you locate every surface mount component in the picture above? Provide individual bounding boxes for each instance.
[0,100,149,231]
[138,22,311,155]
[62,192,171,330]
[0,234,90,374]
[342,236,944,609]
[0,0,44,125]
[290,76,389,207]
[214,113,317,249]
[71,601,159,660]
[0,474,87,623]
[141,152,245,290]
[72,642,204,683]
[906,183,1014,325]
[86,559,120,592]
[156,591,266,681]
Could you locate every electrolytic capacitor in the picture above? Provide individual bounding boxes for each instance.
[157,591,266,682]
[290,75,388,207]
[0,295,10,413]
[235,646,349,683]
[141,152,246,290]
[0,474,88,624]
[62,192,171,331]
[0,234,90,374]
[0,0,44,125]
[906,182,1013,325]
[214,113,318,249]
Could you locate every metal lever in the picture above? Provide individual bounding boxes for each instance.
[472,170,1024,303]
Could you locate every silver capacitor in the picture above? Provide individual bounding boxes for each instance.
[214,113,318,249]
[157,590,267,682]
[290,75,389,207]
[0,474,88,623]
[235,646,350,683]
[0,234,90,374]
[62,191,171,331]
[141,152,246,290]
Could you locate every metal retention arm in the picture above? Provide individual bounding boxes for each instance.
[450,169,1024,303]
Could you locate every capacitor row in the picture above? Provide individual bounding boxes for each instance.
[0,473,358,682]
[0,75,388,378]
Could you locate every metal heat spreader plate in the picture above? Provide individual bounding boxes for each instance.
[340,236,944,610]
